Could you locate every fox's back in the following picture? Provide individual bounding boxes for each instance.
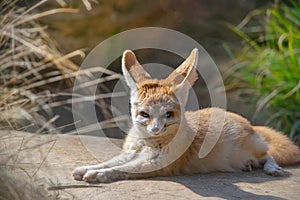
[185,107,253,140]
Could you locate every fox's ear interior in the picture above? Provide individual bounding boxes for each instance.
[122,50,151,91]
[166,48,198,87]
[168,48,199,105]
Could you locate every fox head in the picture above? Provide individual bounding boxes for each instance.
[122,49,198,137]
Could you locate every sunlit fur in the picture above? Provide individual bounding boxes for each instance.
[73,49,300,183]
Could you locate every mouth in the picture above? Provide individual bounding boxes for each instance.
[151,132,160,136]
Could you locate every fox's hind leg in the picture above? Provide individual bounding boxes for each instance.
[248,131,285,176]
[262,155,285,176]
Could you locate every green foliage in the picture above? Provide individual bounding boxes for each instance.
[228,1,300,141]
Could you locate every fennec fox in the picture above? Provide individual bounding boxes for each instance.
[73,49,300,183]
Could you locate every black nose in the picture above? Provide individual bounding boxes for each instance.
[152,127,159,133]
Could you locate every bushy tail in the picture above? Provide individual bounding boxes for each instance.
[253,126,300,166]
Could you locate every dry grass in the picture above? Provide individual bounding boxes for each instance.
[0,0,127,134]
[0,0,126,199]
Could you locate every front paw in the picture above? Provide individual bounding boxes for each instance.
[83,170,110,183]
[73,166,88,180]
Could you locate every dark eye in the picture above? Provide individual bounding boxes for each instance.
[166,111,173,118]
[140,111,150,118]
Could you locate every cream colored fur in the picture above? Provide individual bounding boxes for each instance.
[73,49,300,183]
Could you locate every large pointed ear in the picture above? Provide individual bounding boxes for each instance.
[122,50,151,91]
[167,48,198,105]
[166,48,198,87]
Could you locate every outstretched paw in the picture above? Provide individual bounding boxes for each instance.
[73,166,88,180]
[83,170,111,183]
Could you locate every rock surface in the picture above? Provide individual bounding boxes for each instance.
[1,130,299,200]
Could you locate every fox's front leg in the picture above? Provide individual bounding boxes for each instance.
[82,154,162,183]
[73,150,137,180]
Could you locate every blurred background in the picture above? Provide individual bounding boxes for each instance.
[1,0,299,144]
